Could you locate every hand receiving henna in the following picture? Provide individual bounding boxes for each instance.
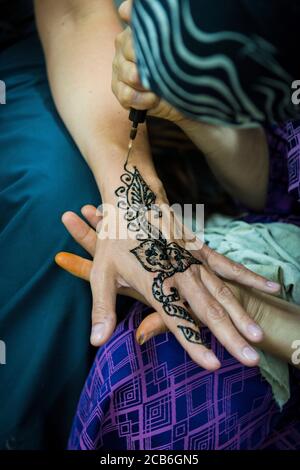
[56,166,280,372]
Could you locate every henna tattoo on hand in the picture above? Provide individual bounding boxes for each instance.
[177,325,202,344]
[115,161,203,345]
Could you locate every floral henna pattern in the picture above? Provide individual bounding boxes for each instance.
[115,162,203,344]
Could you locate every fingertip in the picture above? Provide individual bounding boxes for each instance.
[203,351,221,371]
[61,211,73,224]
[191,348,221,371]
[81,205,91,217]
[242,346,260,366]
[90,322,111,347]
[246,323,264,342]
[95,207,102,218]
[118,0,132,23]
[54,252,65,266]
[265,281,281,292]
[90,338,105,348]
[136,332,146,346]
[205,363,221,372]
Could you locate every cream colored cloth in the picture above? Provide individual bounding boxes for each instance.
[198,215,300,409]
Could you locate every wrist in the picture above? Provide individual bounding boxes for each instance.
[89,146,168,205]
[101,173,168,206]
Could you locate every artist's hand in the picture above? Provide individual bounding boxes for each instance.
[136,284,264,346]
[112,1,183,123]
[56,204,280,370]
[137,285,300,372]
[113,1,269,212]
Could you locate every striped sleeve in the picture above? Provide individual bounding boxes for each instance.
[131,0,300,127]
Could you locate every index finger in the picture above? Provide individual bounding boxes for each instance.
[121,27,136,62]
[118,0,133,23]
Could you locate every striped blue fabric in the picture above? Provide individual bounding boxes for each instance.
[132,0,300,127]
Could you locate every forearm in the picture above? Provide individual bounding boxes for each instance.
[34,0,164,202]
[178,119,269,210]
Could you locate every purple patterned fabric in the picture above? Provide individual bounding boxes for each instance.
[286,121,300,202]
[243,120,300,225]
[68,304,300,450]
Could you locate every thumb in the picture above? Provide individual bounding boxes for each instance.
[90,266,117,347]
[136,312,168,345]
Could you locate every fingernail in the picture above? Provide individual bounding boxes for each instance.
[137,333,145,345]
[137,333,152,345]
[247,324,263,339]
[266,281,280,290]
[91,323,105,344]
[242,346,259,362]
[204,351,220,367]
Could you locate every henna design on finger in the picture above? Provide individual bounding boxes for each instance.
[177,325,202,344]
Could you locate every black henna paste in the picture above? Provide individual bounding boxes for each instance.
[115,161,203,344]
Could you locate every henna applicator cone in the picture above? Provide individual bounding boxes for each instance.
[129,108,147,141]
[126,108,147,162]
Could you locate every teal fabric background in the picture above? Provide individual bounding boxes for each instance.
[0,0,129,449]
[0,32,100,448]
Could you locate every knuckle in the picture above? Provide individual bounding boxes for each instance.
[216,284,232,301]
[143,93,158,108]
[124,28,132,44]
[121,62,133,83]
[127,65,139,85]
[161,279,180,302]
[124,41,135,60]
[93,300,107,315]
[122,85,134,105]
[114,32,123,49]
[182,267,195,281]
[206,303,227,323]
[162,276,177,293]
[204,246,214,265]
[231,262,244,277]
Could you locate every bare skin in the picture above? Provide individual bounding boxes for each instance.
[55,205,300,369]
[34,0,280,370]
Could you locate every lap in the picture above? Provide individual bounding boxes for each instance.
[69,302,291,450]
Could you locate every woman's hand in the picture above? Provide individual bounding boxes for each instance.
[137,283,300,369]
[56,206,300,369]
[112,1,183,123]
[56,205,280,371]
[113,1,269,210]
